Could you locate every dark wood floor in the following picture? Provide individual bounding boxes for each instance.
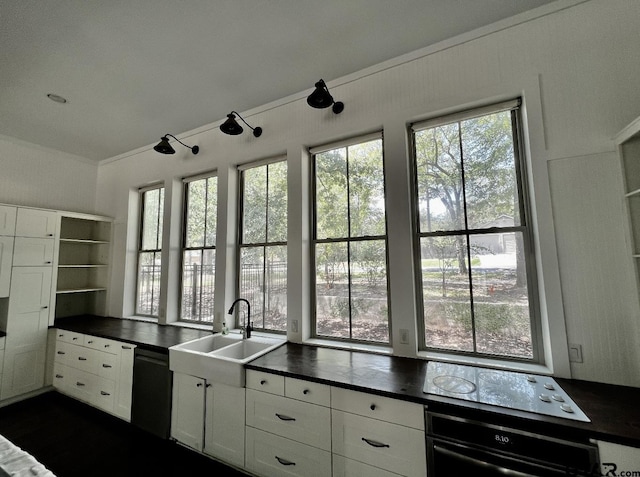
[0,391,248,477]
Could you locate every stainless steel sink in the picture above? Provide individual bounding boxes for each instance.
[169,333,285,387]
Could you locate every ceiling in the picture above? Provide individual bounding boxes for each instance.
[0,0,562,162]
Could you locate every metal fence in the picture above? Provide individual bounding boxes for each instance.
[137,261,287,323]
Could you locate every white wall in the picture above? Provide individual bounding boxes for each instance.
[96,0,640,386]
[0,135,98,213]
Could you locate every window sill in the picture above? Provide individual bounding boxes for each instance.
[168,321,212,331]
[417,350,553,375]
[123,315,158,324]
[302,338,393,356]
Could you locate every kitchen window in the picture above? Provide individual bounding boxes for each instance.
[181,173,218,323]
[411,99,540,360]
[237,158,288,332]
[135,184,164,317]
[311,133,390,344]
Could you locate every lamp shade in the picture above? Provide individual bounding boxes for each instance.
[307,79,344,114]
[153,136,176,154]
[220,113,243,135]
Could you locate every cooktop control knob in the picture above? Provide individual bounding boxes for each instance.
[526,375,537,383]
[539,394,552,403]
[560,404,574,413]
[544,383,555,390]
[551,394,565,402]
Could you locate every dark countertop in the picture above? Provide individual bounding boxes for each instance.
[247,342,640,448]
[53,315,210,353]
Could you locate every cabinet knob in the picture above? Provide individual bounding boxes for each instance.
[45,261,52,264]
[370,404,376,411]
[55,374,63,379]
[47,234,54,237]
[196,382,203,387]
[42,306,48,309]
[87,340,93,344]
[303,389,310,395]
[72,337,78,341]
[206,383,212,388]
[260,380,267,385]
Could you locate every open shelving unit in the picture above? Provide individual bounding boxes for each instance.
[616,115,640,298]
[54,214,112,318]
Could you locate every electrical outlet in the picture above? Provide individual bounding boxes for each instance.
[569,343,583,363]
[400,328,409,344]
[291,319,299,333]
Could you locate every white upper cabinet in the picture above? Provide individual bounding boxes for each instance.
[0,206,17,236]
[12,238,55,267]
[15,208,58,238]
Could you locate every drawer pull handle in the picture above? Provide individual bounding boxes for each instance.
[55,374,63,379]
[42,305,48,309]
[303,389,310,395]
[122,346,132,350]
[370,404,376,411]
[57,351,65,355]
[100,391,111,396]
[102,364,112,368]
[45,261,52,264]
[206,383,212,388]
[196,383,203,387]
[260,380,267,385]
[87,340,94,344]
[58,334,64,338]
[76,382,85,387]
[275,456,296,466]
[72,337,78,341]
[362,437,390,448]
[78,357,87,361]
[48,234,54,237]
[104,344,110,348]
[275,413,296,422]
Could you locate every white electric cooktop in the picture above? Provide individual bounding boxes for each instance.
[423,361,590,422]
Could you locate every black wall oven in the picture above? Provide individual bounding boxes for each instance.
[426,409,599,476]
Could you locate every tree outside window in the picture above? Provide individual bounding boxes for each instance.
[136,185,164,317]
[413,101,537,359]
[181,174,217,323]
[312,135,390,344]
[238,160,287,332]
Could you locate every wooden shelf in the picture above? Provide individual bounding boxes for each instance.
[60,238,109,244]
[57,287,107,295]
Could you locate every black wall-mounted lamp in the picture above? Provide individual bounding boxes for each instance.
[220,111,262,137]
[153,134,199,155]
[307,79,344,114]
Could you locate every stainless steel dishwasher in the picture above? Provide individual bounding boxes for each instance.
[131,348,173,439]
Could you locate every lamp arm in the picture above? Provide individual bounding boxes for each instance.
[229,111,257,132]
[165,133,195,150]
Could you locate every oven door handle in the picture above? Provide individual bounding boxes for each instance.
[433,443,539,477]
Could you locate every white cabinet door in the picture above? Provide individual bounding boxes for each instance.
[114,343,135,421]
[15,208,58,238]
[0,236,14,297]
[1,266,52,399]
[0,206,17,236]
[171,372,205,451]
[12,238,54,266]
[204,383,246,468]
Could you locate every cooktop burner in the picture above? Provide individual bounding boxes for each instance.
[424,362,590,422]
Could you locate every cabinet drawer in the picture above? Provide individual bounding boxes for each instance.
[12,237,54,266]
[333,454,402,477]
[285,377,330,407]
[56,329,84,345]
[96,353,118,380]
[246,390,331,451]
[246,427,332,477]
[66,368,96,403]
[68,346,98,374]
[92,378,116,413]
[84,335,121,355]
[54,340,73,365]
[332,410,426,477]
[331,387,424,430]
[247,370,284,395]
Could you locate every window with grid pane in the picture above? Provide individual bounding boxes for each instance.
[412,100,540,360]
[312,134,390,344]
[238,159,287,332]
[136,185,164,317]
[181,174,217,323]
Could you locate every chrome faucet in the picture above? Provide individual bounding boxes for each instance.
[228,298,251,339]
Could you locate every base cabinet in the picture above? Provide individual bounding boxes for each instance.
[52,329,135,420]
[171,371,246,466]
[333,455,402,477]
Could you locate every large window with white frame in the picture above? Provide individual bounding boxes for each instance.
[411,99,541,361]
[136,184,164,318]
[181,173,218,323]
[238,159,288,332]
[311,133,390,344]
